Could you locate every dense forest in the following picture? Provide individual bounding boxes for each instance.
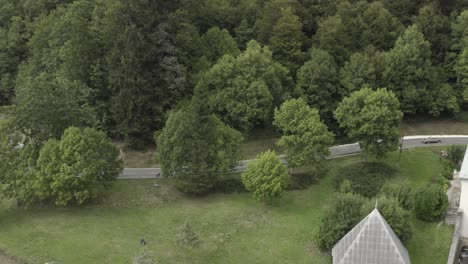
[1,0,468,150]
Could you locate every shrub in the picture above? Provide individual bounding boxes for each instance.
[315,193,367,251]
[335,162,395,197]
[380,182,414,210]
[242,150,289,202]
[414,184,449,222]
[448,145,466,169]
[368,197,412,243]
[339,179,353,194]
[440,158,455,180]
[176,222,200,247]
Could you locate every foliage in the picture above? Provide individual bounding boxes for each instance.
[413,3,451,64]
[440,158,455,180]
[0,123,39,205]
[157,103,243,195]
[414,184,449,222]
[315,192,367,251]
[176,222,200,248]
[447,145,466,168]
[296,49,339,123]
[273,98,333,171]
[372,196,413,243]
[314,1,402,65]
[334,87,403,159]
[335,162,395,198]
[34,127,123,206]
[456,49,468,101]
[381,25,435,115]
[195,40,292,130]
[339,51,380,96]
[268,7,306,75]
[13,73,95,144]
[242,150,289,202]
[380,182,414,210]
[199,26,240,65]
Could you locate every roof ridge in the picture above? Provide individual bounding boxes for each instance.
[337,211,374,264]
[375,209,408,264]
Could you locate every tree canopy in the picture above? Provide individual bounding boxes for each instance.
[334,87,403,159]
[157,101,243,195]
[273,98,333,172]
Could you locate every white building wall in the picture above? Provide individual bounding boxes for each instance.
[460,180,468,237]
[458,146,468,237]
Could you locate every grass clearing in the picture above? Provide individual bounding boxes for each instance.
[0,148,453,263]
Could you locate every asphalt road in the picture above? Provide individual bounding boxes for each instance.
[118,135,468,179]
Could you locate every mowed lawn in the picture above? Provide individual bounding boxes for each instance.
[0,148,453,263]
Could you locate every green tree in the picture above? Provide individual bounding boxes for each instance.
[413,3,451,64]
[242,150,289,202]
[315,192,367,251]
[34,127,123,206]
[452,10,468,54]
[382,25,434,114]
[273,98,333,174]
[334,87,403,159]
[268,7,306,75]
[199,26,240,65]
[195,40,292,131]
[414,184,449,222]
[456,49,468,100]
[253,0,298,44]
[157,102,243,195]
[339,51,379,96]
[314,1,402,65]
[235,19,255,50]
[372,196,413,243]
[380,182,414,211]
[13,73,95,144]
[0,122,38,205]
[296,48,339,123]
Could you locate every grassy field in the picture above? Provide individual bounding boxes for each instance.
[0,148,453,264]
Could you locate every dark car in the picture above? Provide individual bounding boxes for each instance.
[421,137,442,144]
[459,245,468,263]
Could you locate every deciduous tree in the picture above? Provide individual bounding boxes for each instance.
[242,150,289,202]
[273,98,333,173]
[34,127,123,206]
[296,49,339,123]
[157,102,243,195]
[195,40,292,131]
[334,87,403,159]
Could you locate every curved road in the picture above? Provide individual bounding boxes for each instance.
[118,135,468,179]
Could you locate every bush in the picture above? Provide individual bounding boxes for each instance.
[335,162,395,197]
[242,150,289,202]
[176,222,200,247]
[370,197,412,243]
[414,184,449,222]
[380,182,414,210]
[447,145,466,169]
[315,193,367,251]
[440,158,455,180]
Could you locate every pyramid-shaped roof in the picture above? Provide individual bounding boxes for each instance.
[332,208,410,264]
